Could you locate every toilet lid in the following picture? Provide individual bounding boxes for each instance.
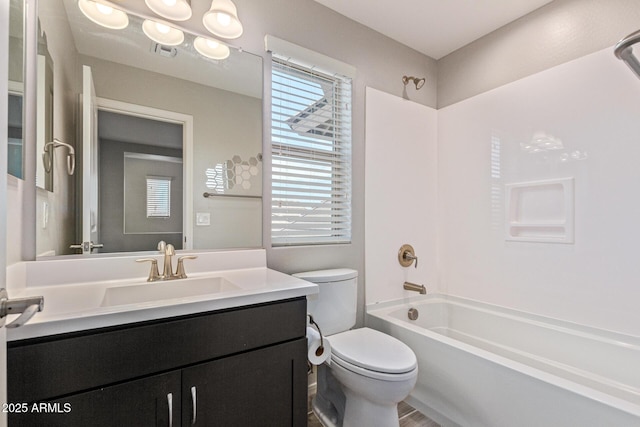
[329,328,417,374]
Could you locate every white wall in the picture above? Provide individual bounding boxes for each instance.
[438,48,640,336]
[365,48,640,336]
[364,88,438,305]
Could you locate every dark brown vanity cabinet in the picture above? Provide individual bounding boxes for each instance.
[7,298,308,427]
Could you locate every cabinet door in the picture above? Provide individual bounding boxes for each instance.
[182,338,307,427]
[9,371,181,427]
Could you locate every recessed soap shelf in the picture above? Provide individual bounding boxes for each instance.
[505,177,574,243]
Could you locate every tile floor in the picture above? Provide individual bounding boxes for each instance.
[307,384,440,427]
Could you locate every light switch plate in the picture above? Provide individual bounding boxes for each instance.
[196,212,210,226]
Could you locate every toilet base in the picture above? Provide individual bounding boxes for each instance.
[342,389,399,427]
[313,361,414,427]
[312,364,345,427]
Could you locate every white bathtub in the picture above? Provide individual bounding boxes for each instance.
[366,294,640,427]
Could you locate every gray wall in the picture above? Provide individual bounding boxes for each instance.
[100,139,183,253]
[230,0,438,326]
[437,0,640,107]
[190,0,440,285]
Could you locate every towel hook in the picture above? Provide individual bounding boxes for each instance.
[43,138,75,175]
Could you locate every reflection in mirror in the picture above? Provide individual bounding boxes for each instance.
[36,26,54,191]
[101,111,183,253]
[33,0,263,258]
[7,93,23,178]
[8,0,24,180]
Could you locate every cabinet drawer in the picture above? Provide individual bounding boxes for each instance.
[8,297,306,402]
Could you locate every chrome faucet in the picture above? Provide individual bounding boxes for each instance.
[403,281,427,294]
[136,241,198,282]
[162,243,176,279]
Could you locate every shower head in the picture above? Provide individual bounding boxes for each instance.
[615,29,640,79]
[402,75,426,90]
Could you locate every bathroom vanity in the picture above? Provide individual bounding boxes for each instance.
[5,249,316,426]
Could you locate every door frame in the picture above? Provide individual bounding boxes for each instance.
[95,97,194,249]
[1,0,10,424]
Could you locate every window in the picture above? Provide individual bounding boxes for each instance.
[271,58,352,246]
[146,176,172,218]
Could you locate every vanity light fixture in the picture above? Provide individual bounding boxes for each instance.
[194,36,231,60]
[78,0,129,30]
[144,0,192,22]
[142,19,185,46]
[202,0,244,39]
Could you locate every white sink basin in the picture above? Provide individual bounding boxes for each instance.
[101,276,240,307]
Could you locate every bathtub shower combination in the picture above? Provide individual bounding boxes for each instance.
[367,295,640,427]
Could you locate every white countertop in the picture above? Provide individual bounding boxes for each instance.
[6,250,317,341]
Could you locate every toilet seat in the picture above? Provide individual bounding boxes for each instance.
[328,328,417,381]
[331,353,418,382]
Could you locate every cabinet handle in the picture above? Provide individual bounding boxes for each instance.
[191,386,197,425]
[167,393,173,427]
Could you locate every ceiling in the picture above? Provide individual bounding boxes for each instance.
[314,0,554,59]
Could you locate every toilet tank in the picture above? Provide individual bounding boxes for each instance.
[293,269,358,336]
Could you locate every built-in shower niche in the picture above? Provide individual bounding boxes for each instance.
[505,177,574,243]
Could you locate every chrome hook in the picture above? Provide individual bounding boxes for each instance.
[42,138,75,175]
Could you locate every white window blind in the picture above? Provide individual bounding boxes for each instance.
[146,176,172,218]
[271,58,352,246]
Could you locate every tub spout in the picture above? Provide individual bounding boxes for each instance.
[403,281,426,294]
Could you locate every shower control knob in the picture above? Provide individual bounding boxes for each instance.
[398,244,418,268]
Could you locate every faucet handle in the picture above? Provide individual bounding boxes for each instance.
[175,255,198,279]
[398,244,418,268]
[136,258,161,282]
[404,251,418,268]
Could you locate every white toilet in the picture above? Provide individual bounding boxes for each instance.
[294,269,418,427]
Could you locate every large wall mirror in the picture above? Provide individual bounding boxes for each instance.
[32,0,263,258]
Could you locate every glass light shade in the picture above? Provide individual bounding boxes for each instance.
[194,37,230,60]
[78,0,129,30]
[144,0,192,21]
[142,19,185,46]
[202,0,243,39]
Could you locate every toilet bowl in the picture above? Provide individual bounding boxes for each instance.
[328,328,418,427]
[294,269,418,427]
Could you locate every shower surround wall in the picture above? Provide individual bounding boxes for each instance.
[364,88,438,305]
[437,47,640,336]
[365,46,640,337]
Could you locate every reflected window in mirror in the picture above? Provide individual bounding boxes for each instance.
[7,93,23,179]
[8,0,24,180]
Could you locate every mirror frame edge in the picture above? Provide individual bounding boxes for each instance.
[22,0,38,261]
